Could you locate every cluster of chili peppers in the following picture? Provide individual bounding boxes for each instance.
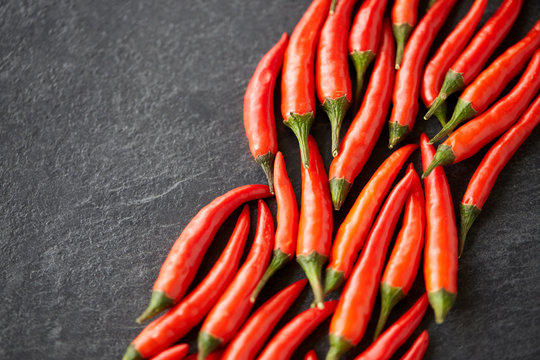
[122,1,539,359]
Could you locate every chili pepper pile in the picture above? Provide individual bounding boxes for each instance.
[122,1,539,359]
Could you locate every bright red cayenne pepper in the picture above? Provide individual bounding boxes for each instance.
[326,166,417,360]
[328,19,395,210]
[421,134,458,324]
[243,33,289,193]
[400,331,429,360]
[460,96,540,256]
[388,0,458,148]
[391,0,420,69]
[281,0,331,169]
[425,0,523,121]
[123,206,251,360]
[198,200,274,360]
[316,0,356,156]
[136,185,271,323]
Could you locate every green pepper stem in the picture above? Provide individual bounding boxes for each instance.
[197,331,222,360]
[459,203,481,258]
[284,112,314,169]
[350,50,375,112]
[323,96,351,157]
[373,283,405,340]
[297,252,327,309]
[250,249,291,302]
[256,152,276,194]
[428,288,456,324]
[136,290,174,324]
[324,266,345,295]
[421,144,456,179]
[392,23,413,69]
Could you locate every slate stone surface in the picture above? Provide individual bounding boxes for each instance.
[1,0,539,359]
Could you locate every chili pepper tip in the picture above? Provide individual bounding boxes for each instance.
[256,152,276,195]
[421,144,456,178]
[322,96,351,158]
[122,345,143,360]
[428,288,456,324]
[458,203,481,258]
[197,331,222,360]
[392,23,413,70]
[297,252,327,309]
[136,290,174,324]
[373,283,405,340]
[350,50,376,112]
[323,267,344,295]
[250,249,291,302]
[284,112,314,169]
[328,178,352,211]
[326,334,353,360]
[388,122,410,149]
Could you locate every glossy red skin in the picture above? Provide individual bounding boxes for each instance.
[460,20,540,113]
[154,184,271,302]
[421,0,487,106]
[304,350,319,360]
[421,134,458,295]
[316,0,356,103]
[281,0,331,119]
[244,33,288,159]
[132,207,250,358]
[392,0,419,26]
[330,167,416,344]
[222,279,307,360]
[382,169,425,295]
[390,0,457,128]
[132,206,251,358]
[201,200,274,345]
[400,331,429,360]
[445,50,540,164]
[328,144,417,278]
[463,96,540,209]
[451,0,523,84]
[329,21,394,184]
[150,344,189,360]
[354,295,428,360]
[258,300,339,360]
[297,136,333,257]
[274,151,298,256]
[348,0,388,54]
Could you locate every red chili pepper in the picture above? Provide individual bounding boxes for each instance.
[316,0,356,156]
[221,279,307,360]
[281,0,331,168]
[251,152,299,301]
[354,294,428,360]
[423,50,540,178]
[430,19,540,143]
[257,300,339,360]
[325,144,417,294]
[400,331,429,360]
[374,169,425,339]
[392,0,419,68]
[460,95,540,256]
[150,344,189,360]
[304,350,319,360]
[198,200,274,360]
[243,33,289,193]
[137,185,271,323]
[421,0,488,125]
[326,166,417,360]
[348,0,388,108]
[328,20,395,209]
[123,206,251,360]
[424,0,523,121]
[388,0,458,148]
[297,136,333,308]
[420,134,458,324]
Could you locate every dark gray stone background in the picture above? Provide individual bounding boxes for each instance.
[1,0,539,359]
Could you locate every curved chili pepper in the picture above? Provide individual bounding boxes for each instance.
[222,279,307,360]
[392,0,419,68]
[420,134,457,324]
[421,0,488,125]
[198,200,274,360]
[327,166,417,360]
[281,0,331,168]
[123,206,251,360]
[388,0,458,148]
[325,144,417,294]
[328,20,395,210]
[150,344,189,360]
[297,136,333,309]
[400,331,429,360]
[374,169,425,339]
[423,50,540,178]
[258,300,338,360]
[305,350,319,360]
[316,0,356,156]
[354,295,428,360]
[431,20,540,143]
[243,33,289,193]
[137,185,271,323]
[251,152,299,302]
[460,95,540,256]
[425,0,523,121]
[348,0,388,108]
